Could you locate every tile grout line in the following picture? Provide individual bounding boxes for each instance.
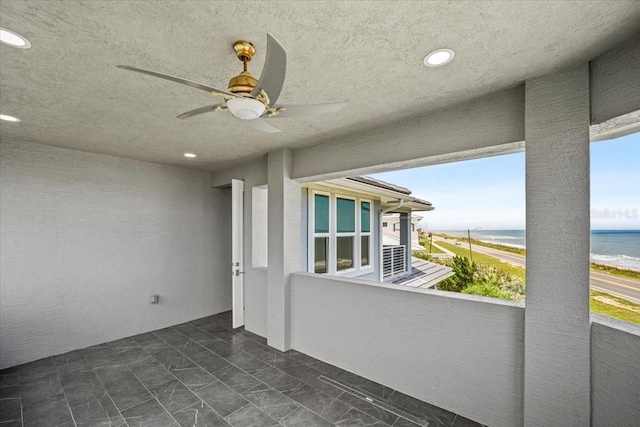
[219,401,255,425]
[150,324,244,424]
[185,321,344,426]
[318,375,425,426]
[187,319,390,427]
[127,368,183,427]
[84,359,133,427]
[130,333,212,426]
[120,320,326,426]
[18,367,24,427]
[166,319,345,426]
[58,380,79,427]
[54,355,94,427]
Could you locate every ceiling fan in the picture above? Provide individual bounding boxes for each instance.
[117,33,347,133]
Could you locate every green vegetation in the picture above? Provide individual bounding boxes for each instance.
[413,251,431,261]
[436,241,526,280]
[418,239,445,254]
[436,256,525,301]
[590,290,640,325]
[462,283,513,300]
[591,263,640,281]
[438,256,476,293]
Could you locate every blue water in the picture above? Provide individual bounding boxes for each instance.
[436,229,640,270]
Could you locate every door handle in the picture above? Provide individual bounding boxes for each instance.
[234,269,245,276]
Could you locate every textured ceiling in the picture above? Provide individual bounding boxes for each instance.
[1,1,639,171]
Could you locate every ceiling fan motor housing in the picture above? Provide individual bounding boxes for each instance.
[229,40,258,93]
[228,71,258,93]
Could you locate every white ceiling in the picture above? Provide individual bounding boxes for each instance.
[1,1,639,171]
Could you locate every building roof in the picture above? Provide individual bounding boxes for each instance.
[320,175,434,211]
[347,176,433,210]
[347,176,411,195]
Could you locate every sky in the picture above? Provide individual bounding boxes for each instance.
[370,132,640,231]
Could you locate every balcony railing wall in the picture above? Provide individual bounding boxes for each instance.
[291,272,525,427]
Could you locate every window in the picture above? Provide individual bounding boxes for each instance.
[313,194,330,273]
[361,201,371,266]
[412,223,415,231]
[394,223,399,232]
[336,236,354,270]
[309,191,373,275]
[382,221,388,227]
[314,237,328,274]
[336,197,355,271]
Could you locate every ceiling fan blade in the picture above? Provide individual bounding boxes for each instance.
[177,104,225,120]
[251,33,287,106]
[116,65,237,99]
[269,101,348,118]
[236,117,281,133]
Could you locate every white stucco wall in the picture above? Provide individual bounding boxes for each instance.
[591,315,640,427]
[290,272,525,427]
[0,140,231,369]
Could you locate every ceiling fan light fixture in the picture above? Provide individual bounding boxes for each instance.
[424,48,455,67]
[226,97,266,120]
[0,27,31,49]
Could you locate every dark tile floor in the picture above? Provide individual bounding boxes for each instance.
[0,311,483,427]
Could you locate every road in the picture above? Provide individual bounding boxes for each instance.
[433,237,640,303]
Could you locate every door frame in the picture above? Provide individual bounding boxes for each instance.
[231,179,245,328]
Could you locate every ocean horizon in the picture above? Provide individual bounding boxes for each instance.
[431,229,640,270]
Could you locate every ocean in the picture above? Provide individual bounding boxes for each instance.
[435,229,640,270]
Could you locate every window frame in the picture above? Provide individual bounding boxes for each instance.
[309,190,332,274]
[308,190,374,276]
[335,195,357,273]
[360,199,372,269]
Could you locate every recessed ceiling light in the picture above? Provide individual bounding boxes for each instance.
[0,27,31,49]
[0,114,21,122]
[183,153,197,158]
[424,48,455,67]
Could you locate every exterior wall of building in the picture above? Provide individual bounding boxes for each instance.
[382,214,421,246]
[0,140,232,369]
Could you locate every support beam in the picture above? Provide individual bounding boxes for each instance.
[292,88,525,182]
[267,148,301,351]
[590,33,640,125]
[524,64,591,426]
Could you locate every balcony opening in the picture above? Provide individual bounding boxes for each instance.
[589,131,640,325]
[370,152,526,301]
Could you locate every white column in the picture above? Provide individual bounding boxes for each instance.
[524,64,591,426]
[399,212,412,274]
[267,148,301,351]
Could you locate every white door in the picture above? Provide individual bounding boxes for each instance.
[231,179,245,328]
